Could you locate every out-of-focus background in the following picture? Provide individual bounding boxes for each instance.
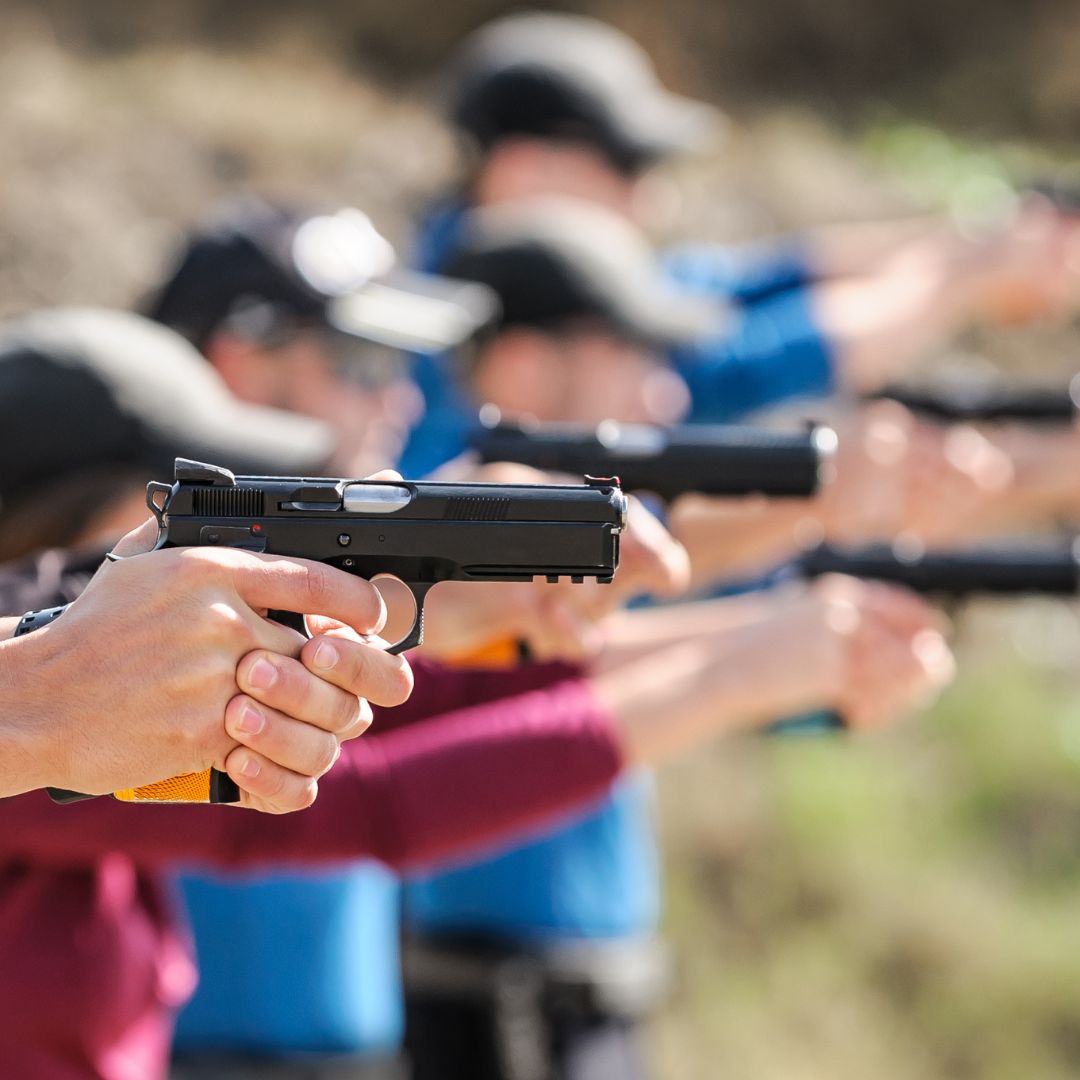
[6,2,1080,1076]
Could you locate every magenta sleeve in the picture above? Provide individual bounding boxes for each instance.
[0,674,623,873]
[372,656,585,733]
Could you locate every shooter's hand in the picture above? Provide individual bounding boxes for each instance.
[15,514,411,811]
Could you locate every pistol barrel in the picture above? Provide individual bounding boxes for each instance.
[471,416,833,499]
[799,541,1080,598]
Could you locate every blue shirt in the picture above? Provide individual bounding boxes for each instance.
[664,246,834,423]
[407,775,659,939]
[400,204,835,475]
[174,865,402,1055]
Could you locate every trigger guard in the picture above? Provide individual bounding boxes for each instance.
[383,583,433,655]
[269,583,433,656]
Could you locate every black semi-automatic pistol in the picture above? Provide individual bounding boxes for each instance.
[470,412,836,500]
[869,374,1080,425]
[799,539,1080,597]
[772,537,1080,735]
[49,458,626,805]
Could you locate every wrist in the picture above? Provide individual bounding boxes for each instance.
[0,631,60,795]
[995,425,1080,520]
[707,609,842,725]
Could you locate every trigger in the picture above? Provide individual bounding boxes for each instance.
[384,583,433,655]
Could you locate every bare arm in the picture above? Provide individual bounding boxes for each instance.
[814,204,1080,391]
[595,577,954,764]
[667,494,815,587]
[797,215,946,280]
[969,423,1080,528]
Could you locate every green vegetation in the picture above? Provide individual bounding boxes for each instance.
[655,617,1080,1078]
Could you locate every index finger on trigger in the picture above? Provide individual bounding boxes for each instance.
[228,553,388,636]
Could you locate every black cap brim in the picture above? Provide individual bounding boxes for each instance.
[327,269,499,353]
[0,309,336,501]
[447,199,728,349]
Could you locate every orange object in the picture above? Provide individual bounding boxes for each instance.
[113,770,213,804]
[448,637,523,669]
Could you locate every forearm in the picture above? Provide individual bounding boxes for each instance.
[376,657,584,732]
[668,494,815,587]
[814,240,988,393]
[979,424,1080,525]
[595,617,833,765]
[0,676,622,874]
[595,593,781,670]
[800,215,946,280]
[0,632,58,797]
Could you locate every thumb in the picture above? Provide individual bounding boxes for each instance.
[109,515,161,558]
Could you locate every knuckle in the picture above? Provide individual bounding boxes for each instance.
[296,561,331,610]
[294,778,319,810]
[331,691,363,736]
[222,612,261,652]
[175,546,226,586]
[258,654,305,708]
[340,700,374,740]
[311,733,341,777]
[319,739,343,777]
[383,654,414,705]
[275,654,304,696]
[349,580,386,635]
[257,762,289,802]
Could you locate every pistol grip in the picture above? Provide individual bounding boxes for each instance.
[113,767,240,803]
[766,709,847,737]
[47,767,240,805]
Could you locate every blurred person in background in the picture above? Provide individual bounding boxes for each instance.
[399,197,961,1080]
[401,10,1080,476]
[0,303,814,1080]
[391,21,1080,1079]
[145,198,952,1080]
[145,198,494,479]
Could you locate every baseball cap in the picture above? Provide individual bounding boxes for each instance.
[447,12,723,175]
[0,307,336,512]
[442,198,727,347]
[147,198,498,357]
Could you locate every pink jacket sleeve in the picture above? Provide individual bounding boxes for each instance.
[0,665,623,873]
[371,657,587,731]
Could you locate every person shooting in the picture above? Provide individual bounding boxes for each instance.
[400,10,1080,484]
[135,197,950,1080]
[397,196,955,1080]
[0,307,411,810]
